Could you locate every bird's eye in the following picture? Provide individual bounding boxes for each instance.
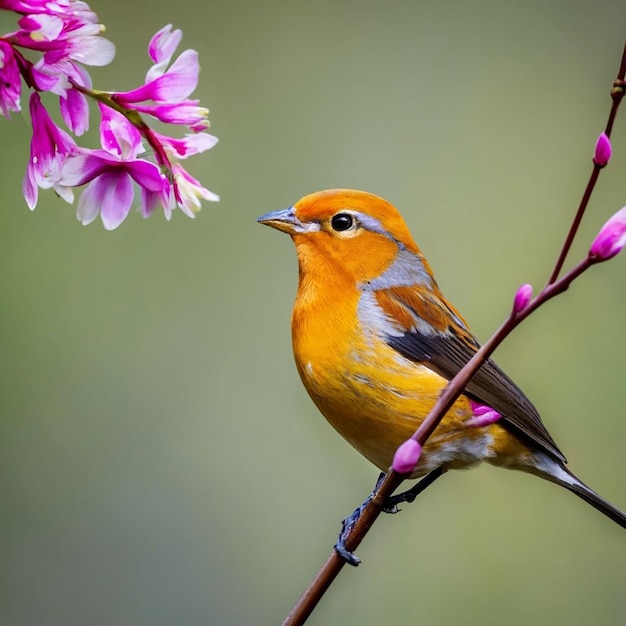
[331,213,354,232]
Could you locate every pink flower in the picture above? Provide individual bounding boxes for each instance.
[392,439,422,474]
[155,131,218,159]
[33,35,115,92]
[5,3,115,95]
[17,12,64,41]
[513,283,533,314]
[111,25,209,134]
[1,1,98,23]
[129,101,209,130]
[114,41,198,105]
[60,105,167,229]
[0,41,22,117]
[22,92,76,209]
[146,23,182,82]
[171,163,219,219]
[589,206,626,261]
[59,84,89,135]
[4,9,217,227]
[593,132,612,167]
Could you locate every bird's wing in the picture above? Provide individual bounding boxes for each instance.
[374,285,566,462]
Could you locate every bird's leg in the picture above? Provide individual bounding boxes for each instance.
[335,470,446,565]
[384,466,447,513]
[334,473,386,566]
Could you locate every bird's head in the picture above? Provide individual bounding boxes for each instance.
[258,189,434,286]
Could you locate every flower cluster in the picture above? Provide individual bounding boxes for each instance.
[0,1,218,229]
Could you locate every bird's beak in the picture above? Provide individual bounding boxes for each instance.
[257,206,310,235]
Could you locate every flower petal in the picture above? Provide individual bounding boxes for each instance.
[146,24,182,81]
[67,35,116,66]
[22,162,38,210]
[99,171,134,230]
[60,88,90,135]
[98,104,143,159]
[130,101,208,127]
[76,178,103,226]
[60,152,111,186]
[157,131,218,158]
[125,159,167,192]
[76,171,134,229]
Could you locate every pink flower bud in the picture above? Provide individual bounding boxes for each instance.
[513,283,533,314]
[593,132,612,167]
[589,206,626,261]
[467,400,501,428]
[392,439,422,474]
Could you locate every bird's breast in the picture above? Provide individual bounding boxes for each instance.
[291,285,495,475]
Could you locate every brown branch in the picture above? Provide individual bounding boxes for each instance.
[281,40,626,626]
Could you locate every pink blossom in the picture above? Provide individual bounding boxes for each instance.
[593,132,612,167]
[589,206,626,261]
[59,85,89,135]
[115,49,198,104]
[156,131,218,159]
[129,101,209,130]
[0,1,49,13]
[7,17,114,64]
[171,163,219,219]
[17,12,65,41]
[146,23,182,82]
[57,62,91,134]
[60,106,167,229]
[22,92,76,209]
[0,41,22,117]
[3,8,217,227]
[1,1,98,22]
[392,439,422,474]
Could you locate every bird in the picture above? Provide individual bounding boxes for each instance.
[258,188,626,556]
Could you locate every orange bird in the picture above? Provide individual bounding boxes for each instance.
[258,188,626,550]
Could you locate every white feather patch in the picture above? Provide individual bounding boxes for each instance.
[357,291,406,338]
[531,453,579,487]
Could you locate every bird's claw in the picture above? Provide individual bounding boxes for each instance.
[334,540,361,566]
[334,503,367,566]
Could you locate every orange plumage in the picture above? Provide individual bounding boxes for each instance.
[258,188,626,528]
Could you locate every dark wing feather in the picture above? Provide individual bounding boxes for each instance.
[379,286,566,463]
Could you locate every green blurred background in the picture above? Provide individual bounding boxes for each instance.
[2,0,626,624]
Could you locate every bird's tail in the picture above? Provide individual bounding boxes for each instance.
[532,454,626,529]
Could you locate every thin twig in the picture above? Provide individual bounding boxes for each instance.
[282,41,626,626]
[549,42,626,285]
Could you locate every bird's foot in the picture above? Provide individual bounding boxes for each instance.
[334,501,368,566]
[334,469,447,564]
[383,467,447,513]
[334,473,387,565]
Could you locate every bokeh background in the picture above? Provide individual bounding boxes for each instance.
[2,1,626,624]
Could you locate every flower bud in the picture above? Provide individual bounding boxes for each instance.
[593,132,612,167]
[392,439,422,474]
[468,400,501,428]
[589,206,626,261]
[513,283,533,314]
